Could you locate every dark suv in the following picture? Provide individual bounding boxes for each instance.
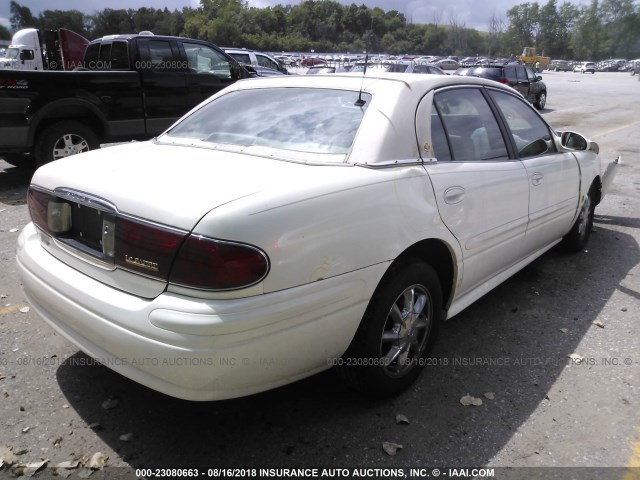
[457,63,547,110]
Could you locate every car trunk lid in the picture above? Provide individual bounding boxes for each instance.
[28,142,295,298]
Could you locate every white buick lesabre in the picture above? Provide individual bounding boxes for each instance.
[17,73,618,400]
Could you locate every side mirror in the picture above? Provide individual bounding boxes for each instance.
[536,74,542,81]
[243,64,258,77]
[560,131,599,154]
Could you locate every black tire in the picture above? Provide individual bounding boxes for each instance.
[561,187,595,252]
[534,91,546,110]
[338,259,443,397]
[35,121,100,166]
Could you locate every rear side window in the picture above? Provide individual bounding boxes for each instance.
[110,41,129,70]
[84,43,99,66]
[98,43,111,64]
[148,40,176,70]
[433,88,509,161]
[430,106,451,161]
[256,54,278,70]
[504,66,518,83]
[515,65,528,82]
[228,52,251,65]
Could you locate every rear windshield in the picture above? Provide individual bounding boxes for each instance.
[163,88,370,160]
[467,67,502,80]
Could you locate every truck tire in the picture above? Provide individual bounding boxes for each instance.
[35,121,100,166]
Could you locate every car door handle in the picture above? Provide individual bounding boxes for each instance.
[531,172,543,186]
[443,186,465,204]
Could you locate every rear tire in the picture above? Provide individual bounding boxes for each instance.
[338,259,443,397]
[35,121,100,166]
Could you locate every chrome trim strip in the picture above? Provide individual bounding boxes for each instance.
[354,158,437,169]
[47,234,116,271]
[53,188,118,213]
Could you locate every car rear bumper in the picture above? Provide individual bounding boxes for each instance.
[17,223,385,401]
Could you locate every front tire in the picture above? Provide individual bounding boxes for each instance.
[561,188,595,251]
[35,121,100,166]
[339,259,443,397]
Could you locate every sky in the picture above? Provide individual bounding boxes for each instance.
[0,0,550,33]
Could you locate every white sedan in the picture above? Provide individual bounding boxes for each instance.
[17,73,617,401]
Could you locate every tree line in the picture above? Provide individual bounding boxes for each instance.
[3,0,640,61]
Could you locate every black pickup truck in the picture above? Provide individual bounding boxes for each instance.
[0,33,251,166]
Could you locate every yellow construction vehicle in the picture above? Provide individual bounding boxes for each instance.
[518,47,550,71]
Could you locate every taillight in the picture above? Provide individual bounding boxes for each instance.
[27,187,54,235]
[169,235,269,290]
[27,186,269,291]
[114,216,187,279]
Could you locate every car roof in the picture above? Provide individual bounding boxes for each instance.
[224,48,274,56]
[227,71,517,97]
[89,33,210,44]
[179,73,525,166]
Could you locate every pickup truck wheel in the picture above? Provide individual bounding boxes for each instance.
[338,259,442,397]
[35,121,99,166]
[534,91,546,110]
[561,187,595,252]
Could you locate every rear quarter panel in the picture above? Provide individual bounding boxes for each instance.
[191,163,461,295]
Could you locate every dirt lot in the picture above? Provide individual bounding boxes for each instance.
[0,71,639,480]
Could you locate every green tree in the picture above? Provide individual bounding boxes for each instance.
[10,1,36,30]
[88,9,135,37]
[571,0,608,60]
[600,0,636,57]
[0,24,11,40]
[38,9,89,37]
[504,2,541,54]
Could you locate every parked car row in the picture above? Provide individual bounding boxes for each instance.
[548,58,638,74]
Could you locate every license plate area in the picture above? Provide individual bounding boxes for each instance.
[56,201,117,264]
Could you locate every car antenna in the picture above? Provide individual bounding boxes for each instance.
[355,18,373,107]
